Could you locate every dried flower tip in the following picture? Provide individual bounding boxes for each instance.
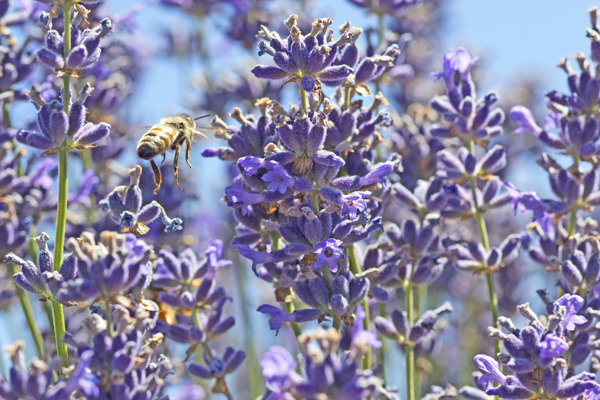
[487,327,507,340]
[228,107,250,125]
[557,57,574,75]
[74,4,91,25]
[33,232,51,251]
[5,340,25,363]
[516,302,538,321]
[128,165,142,187]
[338,21,350,34]
[255,97,271,116]
[591,6,599,27]
[28,88,46,109]
[284,14,299,33]
[351,27,362,43]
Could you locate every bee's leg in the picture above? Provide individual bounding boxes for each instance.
[173,145,182,190]
[150,159,162,195]
[161,153,166,166]
[185,138,192,168]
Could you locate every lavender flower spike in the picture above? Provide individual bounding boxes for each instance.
[99,165,183,235]
[17,84,111,155]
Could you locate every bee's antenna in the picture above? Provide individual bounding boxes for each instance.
[194,114,211,121]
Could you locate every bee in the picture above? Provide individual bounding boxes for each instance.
[136,114,212,194]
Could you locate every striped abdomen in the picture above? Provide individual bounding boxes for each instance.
[137,124,176,160]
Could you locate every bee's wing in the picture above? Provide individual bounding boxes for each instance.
[191,126,222,139]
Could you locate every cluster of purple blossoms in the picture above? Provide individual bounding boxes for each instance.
[0,340,97,400]
[150,240,245,397]
[99,165,183,235]
[252,15,400,94]
[463,294,600,399]
[259,322,397,399]
[17,83,110,155]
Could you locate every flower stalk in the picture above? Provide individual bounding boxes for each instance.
[299,85,308,114]
[50,4,72,368]
[467,138,500,358]
[348,244,372,370]
[405,284,416,400]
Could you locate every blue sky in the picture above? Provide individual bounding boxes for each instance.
[442,0,600,93]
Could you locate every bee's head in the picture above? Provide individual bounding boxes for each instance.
[182,114,195,128]
[172,114,194,128]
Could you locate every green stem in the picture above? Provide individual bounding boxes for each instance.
[377,12,385,49]
[413,285,422,397]
[284,301,302,339]
[405,285,415,400]
[81,149,95,222]
[467,138,500,358]
[310,192,319,214]
[343,86,351,110]
[62,5,71,111]
[50,5,72,368]
[299,85,308,114]
[105,300,113,337]
[231,252,262,398]
[53,149,68,269]
[485,273,499,350]
[567,208,577,236]
[51,300,68,365]
[348,244,372,370]
[378,302,386,381]
[361,297,371,370]
[283,301,302,374]
[348,244,360,274]
[417,285,427,316]
[3,101,11,131]
[321,264,333,293]
[375,12,385,94]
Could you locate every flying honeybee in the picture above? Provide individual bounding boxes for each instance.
[136,114,213,194]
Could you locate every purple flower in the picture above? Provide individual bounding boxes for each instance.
[504,182,562,238]
[352,306,381,349]
[553,294,587,332]
[313,238,344,273]
[188,347,246,396]
[257,304,321,335]
[4,233,75,299]
[57,231,153,303]
[510,106,542,136]
[473,354,507,390]
[17,88,111,155]
[431,47,478,82]
[262,161,294,193]
[238,156,263,175]
[37,15,113,73]
[347,0,423,14]
[99,165,183,234]
[341,191,370,220]
[273,116,344,176]
[251,15,354,88]
[260,346,297,392]
[74,303,172,399]
[153,240,231,289]
[539,333,568,361]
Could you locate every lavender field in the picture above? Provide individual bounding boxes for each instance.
[0,0,599,399]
